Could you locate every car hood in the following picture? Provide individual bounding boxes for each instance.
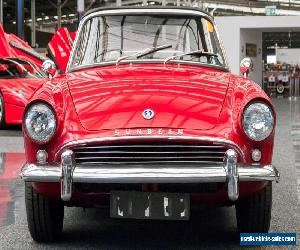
[67,64,230,131]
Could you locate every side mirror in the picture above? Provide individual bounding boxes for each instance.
[42,59,57,78]
[240,57,253,78]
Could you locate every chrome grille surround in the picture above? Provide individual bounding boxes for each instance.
[71,141,229,165]
[55,136,245,162]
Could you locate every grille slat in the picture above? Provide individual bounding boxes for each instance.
[76,161,224,164]
[75,151,225,154]
[75,145,225,149]
[76,156,225,160]
[72,141,227,165]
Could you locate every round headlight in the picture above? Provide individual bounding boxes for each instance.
[24,103,56,143]
[242,102,274,141]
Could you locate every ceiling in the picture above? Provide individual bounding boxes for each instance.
[3,1,300,50]
[263,32,300,48]
[3,0,300,38]
[3,0,300,25]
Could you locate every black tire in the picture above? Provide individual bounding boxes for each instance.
[0,93,5,128]
[235,182,272,233]
[25,182,64,242]
[276,83,285,94]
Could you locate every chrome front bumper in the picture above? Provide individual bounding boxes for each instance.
[20,149,280,202]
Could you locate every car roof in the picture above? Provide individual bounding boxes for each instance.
[84,6,212,19]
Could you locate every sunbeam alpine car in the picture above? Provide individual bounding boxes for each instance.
[21,7,279,242]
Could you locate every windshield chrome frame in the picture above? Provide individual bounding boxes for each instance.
[66,8,230,72]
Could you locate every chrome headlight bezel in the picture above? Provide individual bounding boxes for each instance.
[24,102,57,144]
[242,101,274,142]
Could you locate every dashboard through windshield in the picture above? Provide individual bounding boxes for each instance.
[0,59,44,79]
[70,13,227,70]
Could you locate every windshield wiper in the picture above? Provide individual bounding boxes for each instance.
[163,50,219,64]
[116,44,172,65]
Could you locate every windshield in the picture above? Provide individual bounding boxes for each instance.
[70,14,227,69]
[0,59,44,79]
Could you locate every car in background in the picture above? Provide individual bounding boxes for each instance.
[21,7,279,242]
[0,23,50,128]
[0,58,46,127]
[0,24,47,69]
[47,27,76,72]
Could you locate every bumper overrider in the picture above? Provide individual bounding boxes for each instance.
[20,149,280,202]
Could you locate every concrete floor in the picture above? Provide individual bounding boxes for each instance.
[0,98,299,249]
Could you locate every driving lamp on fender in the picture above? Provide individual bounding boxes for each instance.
[251,149,262,162]
[242,102,274,141]
[36,150,48,164]
[24,103,56,143]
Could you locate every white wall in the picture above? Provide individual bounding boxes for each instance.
[215,17,240,76]
[215,16,300,85]
[240,29,262,84]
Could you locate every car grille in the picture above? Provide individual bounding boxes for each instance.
[72,141,227,165]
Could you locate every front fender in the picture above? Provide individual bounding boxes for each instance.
[221,75,275,164]
[23,74,70,162]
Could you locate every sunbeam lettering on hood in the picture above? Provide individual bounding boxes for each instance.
[115,128,184,136]
[67,64,230,131]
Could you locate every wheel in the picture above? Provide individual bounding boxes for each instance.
[0,93,5,128]
[25,182,64,242]
[276,83,285,94]
[235,182,272,233]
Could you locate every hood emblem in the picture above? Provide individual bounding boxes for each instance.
[142,109,155,120]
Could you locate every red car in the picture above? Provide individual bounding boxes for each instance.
[21,7,279,242]
[0,23,46,69]
[47,27,76,73]
[0,23,49,127]
[0,58,46,127]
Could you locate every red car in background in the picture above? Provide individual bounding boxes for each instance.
[48,27,76,72]
[0,58,46,127]
[21,7,280,243]
[0,24,46,69]
[0,24,48,127]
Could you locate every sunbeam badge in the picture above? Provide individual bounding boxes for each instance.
[142,109,155,120]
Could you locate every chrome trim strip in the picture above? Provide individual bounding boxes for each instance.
[21,148,279,202]
[61,150,74,201]
[84,7,211,19]
[212,19,230,72]
[78,161,224,165]
[21,164,279,184]
[66,8,229,72]
[224,149,239,201]
[20,163,280,183]
[75,151,226,154]
[20,163,61,182]
[75,145,226,149]
[75,156,225,160]
[55,136,245,161]
[73,166,227,183]
[67,60,229,74]
[238,165,280,182]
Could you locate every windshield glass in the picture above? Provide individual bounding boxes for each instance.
[70,14,226,69]
[0,59,44,79]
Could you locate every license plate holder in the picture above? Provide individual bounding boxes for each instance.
[110,191,190,220]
